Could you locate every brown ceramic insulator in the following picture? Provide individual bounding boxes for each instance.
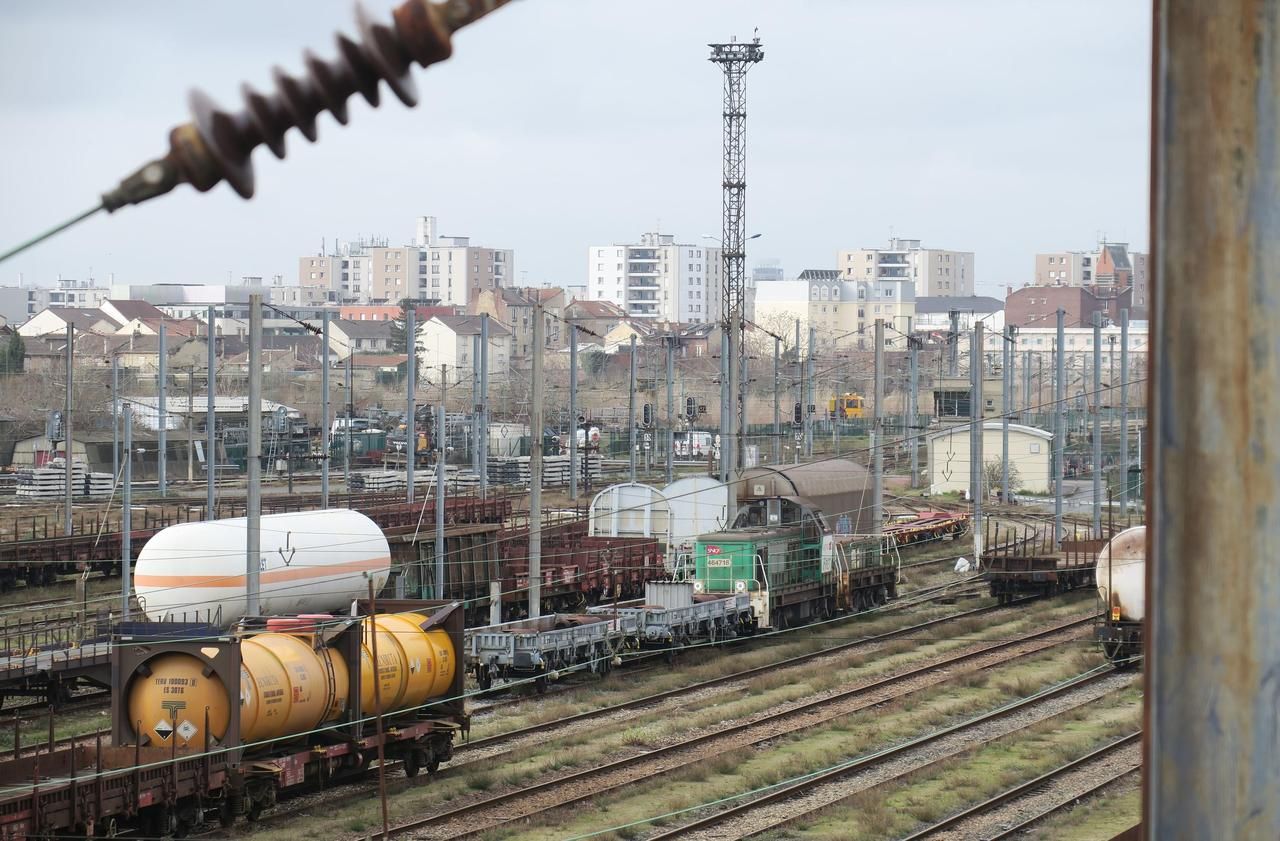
[101,0,514,211]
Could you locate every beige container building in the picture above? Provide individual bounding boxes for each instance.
[926,421,1053,496]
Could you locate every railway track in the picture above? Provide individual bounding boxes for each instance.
[215,594,1057,839]
[645,667,1131,840]
[462,572,989,723]
[899,731,1141,841]
[384,612,1099,839]
[0,689,111,725]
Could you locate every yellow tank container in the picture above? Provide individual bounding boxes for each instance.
[239,632,349,743]
[126,611,455,750]
[359,612,455,713]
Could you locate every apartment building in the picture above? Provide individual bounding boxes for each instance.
[298,216,514,307]
[753,269,915,350]
[1035,251,1093,286]
[839,238,974,297]
[585,232,723,323]
[1031,242,1149,320]
[1005,284,1133,330]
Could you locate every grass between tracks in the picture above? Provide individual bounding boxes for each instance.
[0,704,109,753]
[758,661,1141,839]
[247,594,1096,841]
[1023,782,1141,840]
[497,646,1133,841]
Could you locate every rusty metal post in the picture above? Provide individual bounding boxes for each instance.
[1149,3,1280,836]
[366,577,390,840]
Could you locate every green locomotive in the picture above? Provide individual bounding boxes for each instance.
[693,460,898,629]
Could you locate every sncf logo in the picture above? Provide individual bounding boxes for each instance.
[705,546,723,555]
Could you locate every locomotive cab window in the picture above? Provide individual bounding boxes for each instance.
[734,498,801,528]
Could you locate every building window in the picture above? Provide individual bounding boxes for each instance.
[1030,443,1042,454]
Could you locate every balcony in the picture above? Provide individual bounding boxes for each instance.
[628,265,661,275]
[628,250,660,261]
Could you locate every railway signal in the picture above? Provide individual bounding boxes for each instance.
[792,402,803,426]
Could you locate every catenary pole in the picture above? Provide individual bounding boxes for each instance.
[478,314,489,498]
[157,322,167,497]
[344,353,353,495]
[1023,350,1032,421]
[793,319,801,464]
[569,323,578,501]
[64,323,73,536]
[435,404,445,599]
[1054,308,1065,546]
[971,321,984,558]
[528,309,544,619]
[1119,309,1129,513]
[1092,311,1103,536]
[111,353,120,483]
[948,309,960,377]
[872,320,884,534]
[320,310,329,510]
[471,334,480,477]
[246,294,262,616]
[122,404,132,619]
[909,336,920,488]
[772,335,781,465]
[666,332,675,483]
[208,306,218,517]
[406,307,416,507]
[628,334,637,482]
[805,326,815,457]
[433,364,448,598]
[1002,326,1013,504]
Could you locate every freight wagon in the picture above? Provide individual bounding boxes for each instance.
[1095,525,1145,668]
[0,602,467,839]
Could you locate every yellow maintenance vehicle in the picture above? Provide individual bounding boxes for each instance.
[828,392,867,420]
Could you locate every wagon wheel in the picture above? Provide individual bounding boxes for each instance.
[403,749,421,778]
[476,665,493,691]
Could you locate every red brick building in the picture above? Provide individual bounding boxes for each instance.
[1005,284,1133,329]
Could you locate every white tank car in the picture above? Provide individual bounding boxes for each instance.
[1094,526,1146,621]
[133,509,391,626]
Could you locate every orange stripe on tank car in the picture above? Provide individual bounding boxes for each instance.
[133,556,390,588]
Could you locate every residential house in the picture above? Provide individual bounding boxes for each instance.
[472,287,566,359]
[326,318,395,359]
[99,299,167,326]
[17,307,119,338]
[563,299,627,341]
[416,315,511,384]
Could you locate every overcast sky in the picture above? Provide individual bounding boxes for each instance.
[0,1,1150,297]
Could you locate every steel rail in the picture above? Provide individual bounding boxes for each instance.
[645,667,1119,841]
[389,615,1098,838]
[898,731,1142,841]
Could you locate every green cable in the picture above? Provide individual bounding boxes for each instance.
[0,204,103,265]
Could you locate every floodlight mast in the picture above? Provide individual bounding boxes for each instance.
[709,35,763,521]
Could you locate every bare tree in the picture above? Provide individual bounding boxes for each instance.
[983,457,1022,497]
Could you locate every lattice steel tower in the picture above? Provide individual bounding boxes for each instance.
[710,34,763,499]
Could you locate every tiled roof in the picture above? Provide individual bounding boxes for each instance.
[427,315,511,337]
